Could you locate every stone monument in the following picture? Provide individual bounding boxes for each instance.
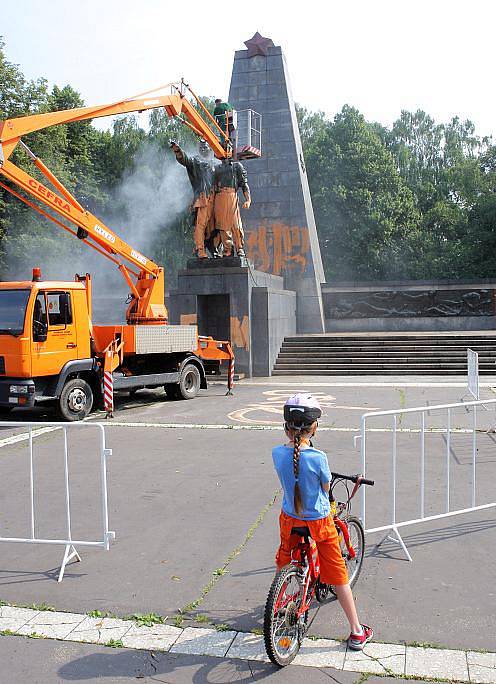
[229,32,325,333]
[169,33,327,375]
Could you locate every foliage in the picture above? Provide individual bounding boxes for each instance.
[298,105,419,280]
[0,38,210,286]
[298,104,495,280]
[130,612,165,627]
[1,34,495,284]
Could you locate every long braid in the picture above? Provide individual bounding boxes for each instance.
[293,431,303,516]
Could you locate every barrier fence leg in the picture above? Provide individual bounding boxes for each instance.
[58,544,81,583]
[387,526,413,562]
[373,526,413,562]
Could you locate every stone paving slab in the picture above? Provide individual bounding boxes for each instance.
[121,622,183,650]
[468,651,496,684]
[171,626,237,657]
[226,632,270,662]
[0,605,39,632]
[17,610,85,639]
[66,615,133,644]
[293,638,346,668]
[343,642,405,675]
[405,645,469,680]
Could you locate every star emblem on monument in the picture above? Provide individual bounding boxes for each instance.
[244,32,275,57]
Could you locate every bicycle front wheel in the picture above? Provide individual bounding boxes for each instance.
[263,565,307,667]
[339,516,365,588]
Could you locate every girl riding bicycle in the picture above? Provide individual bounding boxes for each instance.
[271,392,373,651]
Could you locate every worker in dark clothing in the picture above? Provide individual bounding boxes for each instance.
[213,158,251,257]
[214,99,235,150]
[170,139,218,258]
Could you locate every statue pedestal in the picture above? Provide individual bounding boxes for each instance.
[186,256,249,269]
[168,260,296,377]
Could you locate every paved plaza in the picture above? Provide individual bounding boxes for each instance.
[0,376,495,682]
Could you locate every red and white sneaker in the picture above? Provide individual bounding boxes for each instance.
[347,624,374,651]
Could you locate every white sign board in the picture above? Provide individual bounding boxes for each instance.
[467,348,479,400]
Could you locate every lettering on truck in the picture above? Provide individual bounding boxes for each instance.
[131,249,147,267]
[94,224,116,244]
[28,179,71,213]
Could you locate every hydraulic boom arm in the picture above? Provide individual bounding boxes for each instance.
[0,83,230,324]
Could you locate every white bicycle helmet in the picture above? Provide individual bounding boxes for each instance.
[283,393,322,429]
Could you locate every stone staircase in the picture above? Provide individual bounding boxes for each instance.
[273,332,496,375]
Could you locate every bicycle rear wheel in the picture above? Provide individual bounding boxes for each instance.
[264,565,307,667]
[339,516,365,588]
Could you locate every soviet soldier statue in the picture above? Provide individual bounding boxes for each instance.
[213,158,251,257]
[170,139,217,258]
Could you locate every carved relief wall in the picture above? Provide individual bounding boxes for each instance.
[324,289,496,319]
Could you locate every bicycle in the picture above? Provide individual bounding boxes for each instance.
[263,472,374,667]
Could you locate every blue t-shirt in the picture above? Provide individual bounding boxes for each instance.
[272,444,331,520]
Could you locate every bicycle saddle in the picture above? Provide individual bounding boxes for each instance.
[291,526,311,539]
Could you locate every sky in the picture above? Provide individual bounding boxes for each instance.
[2,0,495,138]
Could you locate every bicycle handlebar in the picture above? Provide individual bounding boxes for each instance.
[331,472,375,486]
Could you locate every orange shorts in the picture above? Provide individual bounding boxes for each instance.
[275,511,349,586]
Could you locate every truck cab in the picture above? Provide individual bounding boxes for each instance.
[0,277,94,415]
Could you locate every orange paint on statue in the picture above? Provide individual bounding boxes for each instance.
[246,223,309,275]
[180,313,197,326]
[230,315,250,350]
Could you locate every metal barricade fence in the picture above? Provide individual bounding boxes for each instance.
[467,348,480,400]
[0,421,115,582]
[360,399,496,561]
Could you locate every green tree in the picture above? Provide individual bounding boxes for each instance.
[299,105,419,280]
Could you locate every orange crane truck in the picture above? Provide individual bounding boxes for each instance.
[0,82,235,420]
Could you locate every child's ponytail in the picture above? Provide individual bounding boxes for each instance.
[293,431,303,516]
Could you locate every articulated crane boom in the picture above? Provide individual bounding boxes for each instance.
[0,82,230,324]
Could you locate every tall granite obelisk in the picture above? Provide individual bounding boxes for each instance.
[229,33,325,333]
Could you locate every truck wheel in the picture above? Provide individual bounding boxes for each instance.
[177,364,201,400]
[57,378,93,421]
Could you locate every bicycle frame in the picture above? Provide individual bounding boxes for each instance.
[285,473,372,618]
[289,541,319,620]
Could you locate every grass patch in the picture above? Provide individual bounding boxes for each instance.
[87,610,110,619]
[171,615,184,628]
[406,641,445,650]
[215,623,231,632]
[181,489,279,615]
[129,613,165,627]
[194,614,210,624]
[29,603,55,612]
[105,639,123,648]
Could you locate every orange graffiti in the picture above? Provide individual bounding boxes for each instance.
[246,223,309,276]
[180,313,197,326]
[230,315,250,351]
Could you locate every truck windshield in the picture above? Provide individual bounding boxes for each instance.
[0,289,30,336]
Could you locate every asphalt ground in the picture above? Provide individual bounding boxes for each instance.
[0,377,495,669]
[0,635,419,683]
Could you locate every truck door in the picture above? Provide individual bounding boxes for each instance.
[31,290,79,377]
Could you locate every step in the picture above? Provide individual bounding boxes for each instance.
[276,358,495,365]
[279,347,496,358]
[284,333,496,341]
[272,369,478,376]
[281,339,496,348]
[275,362,474,374]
